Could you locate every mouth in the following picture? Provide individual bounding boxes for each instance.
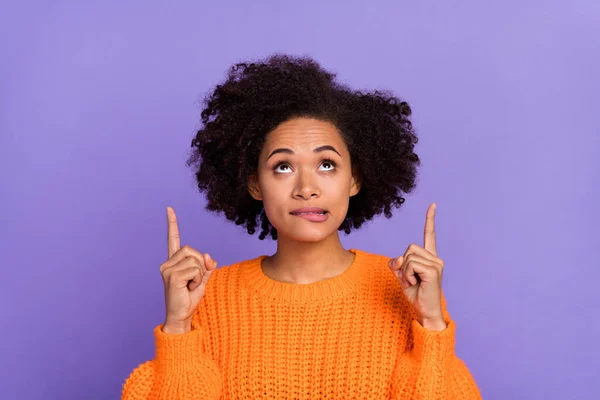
[290,207,329,222]
[290,207,328,215]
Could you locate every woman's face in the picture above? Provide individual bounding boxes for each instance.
[248,117,361,242]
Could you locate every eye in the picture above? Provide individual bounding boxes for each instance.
[318,159,336,171]
[273,162,292,174]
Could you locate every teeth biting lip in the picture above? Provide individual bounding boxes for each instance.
[290,207,328,215]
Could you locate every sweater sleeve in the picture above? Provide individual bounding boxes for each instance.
[390,292,482,399]
[121,324,222,400]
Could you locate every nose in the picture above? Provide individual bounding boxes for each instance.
[293,171,320,200]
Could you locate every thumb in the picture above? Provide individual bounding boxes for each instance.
[388,256,404,271]
[205,253,218,270]
[189,259,216,294]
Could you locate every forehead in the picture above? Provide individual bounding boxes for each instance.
[263,117,346,150]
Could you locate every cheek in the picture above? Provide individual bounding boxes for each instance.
[332,181,353,215]
[259,174,285,196]
[331,175,353,196]
[258,177,288,213]
[259,191,289,232]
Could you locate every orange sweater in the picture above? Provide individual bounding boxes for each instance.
[122,248,481,399]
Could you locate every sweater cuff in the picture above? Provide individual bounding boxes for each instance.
[410,318,456,362]
[154,324,205,373]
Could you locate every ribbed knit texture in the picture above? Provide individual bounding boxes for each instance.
[122,248,481,399]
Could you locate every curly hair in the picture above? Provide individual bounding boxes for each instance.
[186,54,421,240]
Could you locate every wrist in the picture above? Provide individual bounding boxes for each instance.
[163,319,192,334]
[419,317,447,331]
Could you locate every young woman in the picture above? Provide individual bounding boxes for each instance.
[122,54,481,399]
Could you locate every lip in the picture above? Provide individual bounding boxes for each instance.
[290,207,329,223]
[290,207,327,215]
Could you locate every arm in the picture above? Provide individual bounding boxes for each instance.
[390,293,481,399]
[121,324,222,400]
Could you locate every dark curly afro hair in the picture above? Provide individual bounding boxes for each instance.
[186,54,421,240]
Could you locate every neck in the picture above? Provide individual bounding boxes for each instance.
[262,232,354,284]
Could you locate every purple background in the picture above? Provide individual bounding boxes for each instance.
[2,1,599,399]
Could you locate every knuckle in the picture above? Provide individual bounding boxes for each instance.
[161,262,173,274]
[190,257,202,267]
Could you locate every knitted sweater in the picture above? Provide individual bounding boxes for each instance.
[122,248,481,399]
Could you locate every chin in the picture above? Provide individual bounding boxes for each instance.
[274,221,342,243]
[280,230,333,243]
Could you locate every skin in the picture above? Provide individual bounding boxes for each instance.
[248,116,446,331]
[161,117,446,334]
[388,203,447,331]
[247,117,361,284]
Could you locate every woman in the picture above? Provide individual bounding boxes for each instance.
[122,54,481,399]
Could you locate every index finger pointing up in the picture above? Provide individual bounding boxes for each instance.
[424,203,437,256]
[167,206,181,259]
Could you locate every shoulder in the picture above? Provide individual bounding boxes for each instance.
[352,248,414,314]
[195,255,263,318]
[206,254,264,285]
[352,247,394,267]
[352,248,404,289]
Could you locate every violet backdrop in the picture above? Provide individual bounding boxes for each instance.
[1,0,599,399]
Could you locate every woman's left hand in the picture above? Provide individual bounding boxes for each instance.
[388,203,447,331]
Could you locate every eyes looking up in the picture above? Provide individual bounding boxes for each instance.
[271,158,337,174]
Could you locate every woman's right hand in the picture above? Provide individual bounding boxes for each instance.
[160,206,218,334]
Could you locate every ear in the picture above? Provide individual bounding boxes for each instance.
[349,170,362,197]
[247,173,263,201]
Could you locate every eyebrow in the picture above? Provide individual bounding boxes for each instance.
[267,145,341,160]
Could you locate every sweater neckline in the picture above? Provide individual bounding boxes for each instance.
[241,248,368,303]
